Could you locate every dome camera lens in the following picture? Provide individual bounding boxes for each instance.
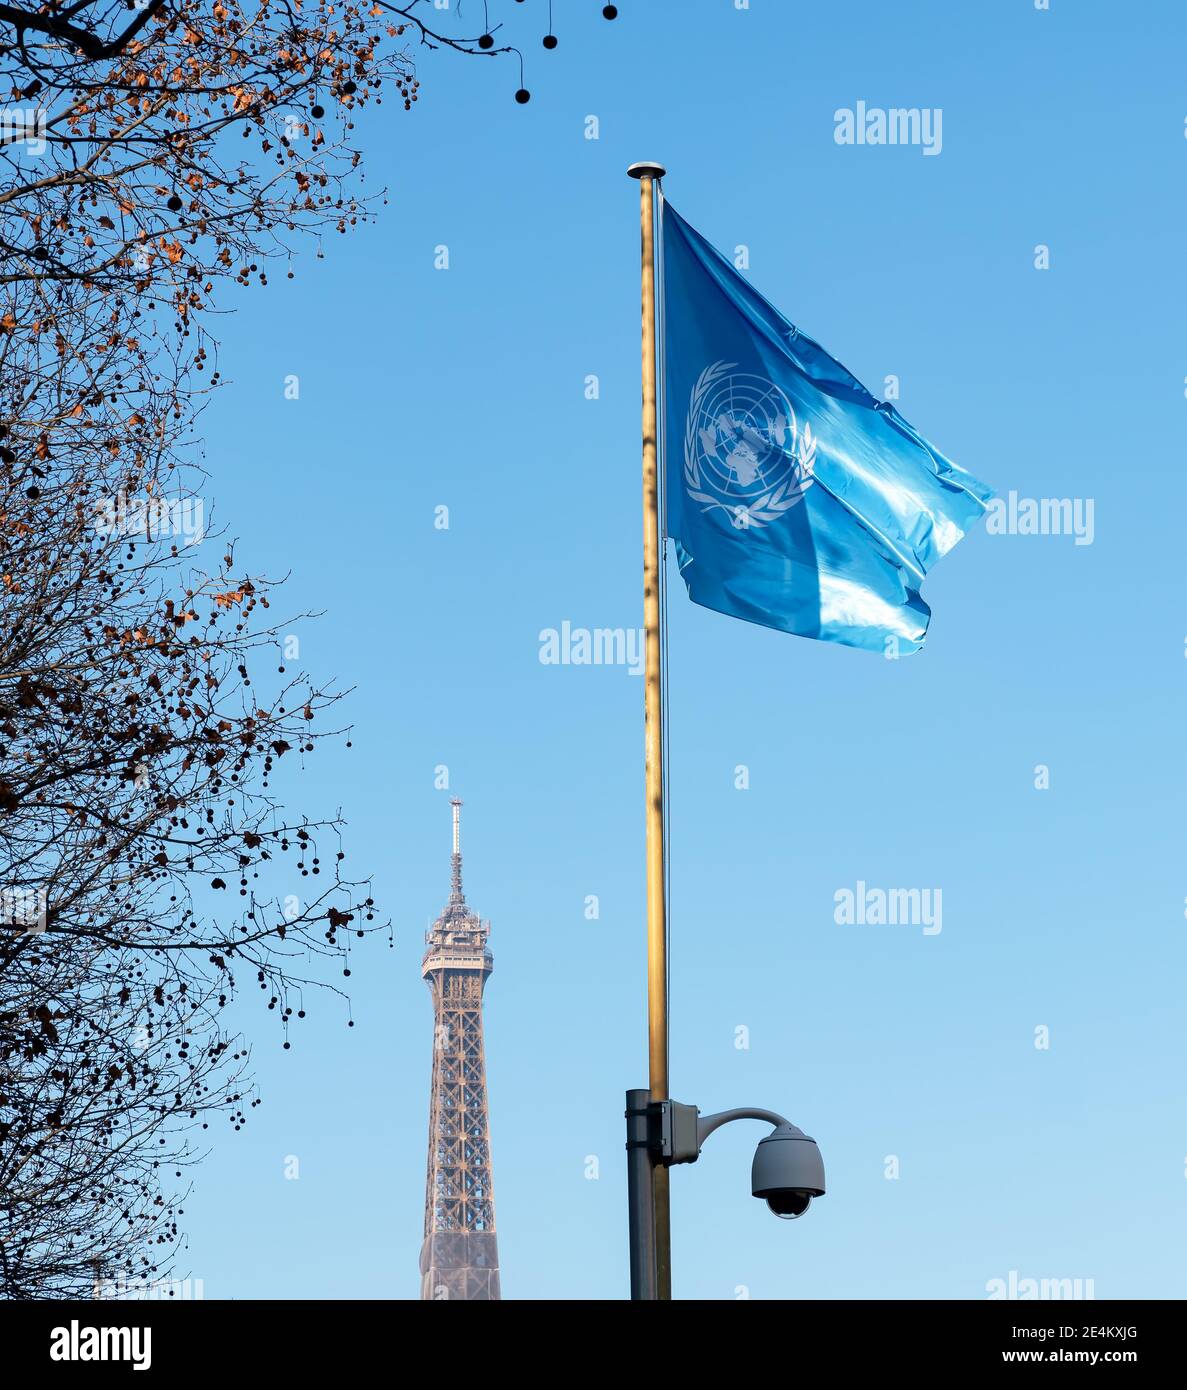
[765,1190,812,1220]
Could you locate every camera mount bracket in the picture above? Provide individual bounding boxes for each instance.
[651,1100,807,1166]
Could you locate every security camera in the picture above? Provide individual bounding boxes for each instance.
[628,1098,827,1296]
[751,1124,825,1220]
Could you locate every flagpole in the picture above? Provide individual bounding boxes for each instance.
[627,158,671,1300]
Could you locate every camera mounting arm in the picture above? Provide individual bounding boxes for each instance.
[698,1107,806,1147]
[654,1101,806,1166]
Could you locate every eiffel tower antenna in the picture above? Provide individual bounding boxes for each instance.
[450,797,464,902]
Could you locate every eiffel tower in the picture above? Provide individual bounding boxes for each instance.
[419,798,501,1300]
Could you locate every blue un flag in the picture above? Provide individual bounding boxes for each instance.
[660,198,993,655]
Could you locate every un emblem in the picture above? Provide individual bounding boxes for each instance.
[683,361,816,527]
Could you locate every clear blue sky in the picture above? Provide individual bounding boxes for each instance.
[179,0,1187,1299]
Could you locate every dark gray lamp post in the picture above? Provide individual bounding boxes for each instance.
[625,1093,826,1299]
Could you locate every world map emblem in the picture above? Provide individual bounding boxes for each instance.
[683,361,817,527]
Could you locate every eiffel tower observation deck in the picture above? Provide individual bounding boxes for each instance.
[419,798,500,1300]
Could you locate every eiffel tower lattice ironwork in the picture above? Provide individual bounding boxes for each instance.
[419,798,500,1300]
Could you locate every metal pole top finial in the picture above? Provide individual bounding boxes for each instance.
[627,161,666,181]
